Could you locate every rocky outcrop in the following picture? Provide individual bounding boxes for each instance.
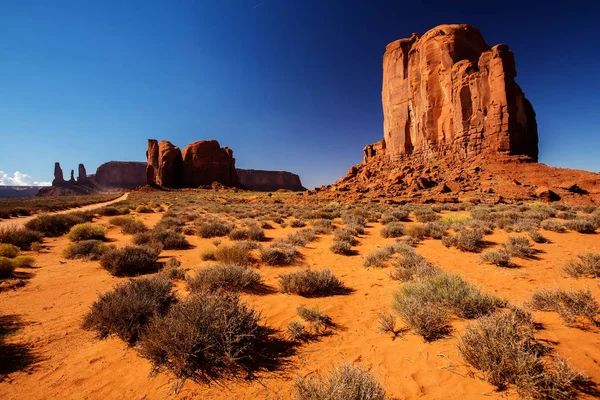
[182,140,238,187]
[52,163,64,186]
[77,164,88,182]
[236,169,306,191]
[95,161,147,188]
[146,139,238,188]
[381,24,537,162]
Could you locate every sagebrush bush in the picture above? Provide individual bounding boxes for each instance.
[480,250,512,267]
[424,222,447,239]
[290,219,307,228]
[311,219,334,234]
[279,269,345,297]
[200,247,216,261]
[25,213,85,237]
[139,292,270,382]
[380,222,404,238]
[214,243,252,265]
[285,228,317,247]
[441,229,484,252]
[196,218,233,238]
[100,245,159,276]
[261,243,300,266]
[363,245,397,268]
[63,240,107,260]
[561,253,600,278]
[528,229,548,243]
[502,236,536,258]
[529,287,599,326]
[0,226,43,250]
[287,321,307,342]
[0,257,15,278]
[458,309,588,399]
[135,205,154,213]
[98,206,122,216]
[162,257,186,280]
[293,363,387,400]
[540,220,566,232]
[330,239,353,255]
[0,243,20,258]
[83,276,175,344]
[11,256,35,268]
[565,218,598,234]
[297,306,332,333]
[404,224,428,239]
[67,223,107,242]
[133,229,189,250]
[187,263,263,293]
[109,216,147,234]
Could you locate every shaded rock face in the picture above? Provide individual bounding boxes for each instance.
[236,169,306,191]
[182,140,238,187]
[69,170,75,183]
[77,164,87,182]
[52,162,64,186]
[382,24,538,162]
[95,161,147,188]
[146,139,238,188]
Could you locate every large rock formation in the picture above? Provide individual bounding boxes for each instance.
[146,139,238,188]
[381,24,538,162]
[95,161,147,188]
[77,164,87,182]
[52,162,64,186]
[236,169,306,191]
[182,140,238,187]
[39,162,100,196]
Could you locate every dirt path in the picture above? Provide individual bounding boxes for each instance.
[0,193,129,229]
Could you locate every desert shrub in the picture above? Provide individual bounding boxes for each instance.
[155,216,184,231]
[311,219,334,234]
[63,240,107,260]
[25,213,84,237]
[392,292,450,341]
[564,218,598,234]
[67,223,107,242]
[229,226,265,242]
[287,321,307,342]
[467,219,495,235]
[228,228,248,241]
[83,276,175,344]
[441,229,484,252]
[261,221,273,229]
[540,220,566,232]
[290,219,307,228]
[187,263,262,293]
[390,250,438,281]
[529,287,599,326]
[261,243,300,266]
[380,222,404,238]
[330,239,353,255]
[562,253,600,278]
[528,230,548,243]
[414,209,440,223]
[363,245,396,268]
[214,243,252,266]
[557,211,577,220]
[0,226,43,250]
[458,309,588,399]
[345,222,365,236]
[441,214,472,225]
[133,229,189,250]
[404,224,428,239]
[109,216,147,234]
[100,245,159,276]
[279,269,345,297]
[200,247,216,261]
[381,209,410,224]
[502,236,536,258]
[293,363,387,400]
[135,205,154,213]
[296,306,332,333]
[377,312,398,335]
[162,257,186,280]
[31,242,43,253]
[70,210,96,222]
[98,206,121,216]
[11,256,34,268]
[333,228,357,244]
[0,257,15,278]
[139,292,269,382]
[424,222,447,239]
[480,250,512,267]
[0,244,20,258]
[286,228,317,247]
[196,218,233,238]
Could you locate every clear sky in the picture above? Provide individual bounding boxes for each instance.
[1,0,599,188]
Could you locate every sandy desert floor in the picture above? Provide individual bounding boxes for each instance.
[0,194,599,400]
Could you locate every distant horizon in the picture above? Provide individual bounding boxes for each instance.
[2,1,599,189]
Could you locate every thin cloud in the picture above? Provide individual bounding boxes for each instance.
[253,1,267,9]
[0,171,51,186]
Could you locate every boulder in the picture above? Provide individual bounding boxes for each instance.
[535,186,560,202]
[382,24,538,162]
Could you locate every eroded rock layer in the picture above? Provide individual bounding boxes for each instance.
[236,169,306,191]
[382,24,537,161]
[95,161,147,188]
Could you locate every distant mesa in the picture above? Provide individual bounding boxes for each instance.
[321,24,600,204]
[95,161,147,189]
[236,169,306,191]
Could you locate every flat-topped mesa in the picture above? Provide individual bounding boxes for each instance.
[236,169,306,191]
[381,24,538,162]
[95,161,147,188]
[146,139,238,188]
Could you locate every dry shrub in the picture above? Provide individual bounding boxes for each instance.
[133,229,189,250]
[25,213,84,237]
[381,209,410,224]
[214,243,252,266]
[286,228,317,247]
[405,224,428,239]
[380,222,404,238]
[311,219,334,234]
[480,250,512,267]
[330,239,353,255]
[0,226,43,250]
[333,228,357,244]
[261,243,300,266]
[67,223,107,242]
[529,287,599,326]
[100,245,159,276]
[424,222,447,239]
[98,206,122,216]
[82,276,175,344]
[565,218,598,234]
[290,219,307,228]
[139,292,270,382]
[11,256,34,268]
[279,269,345,297]
[390,250,438,281]
[458,309,589,399]
[297,306,332,333]
[441,229,484,252]
[63,240,107,260]
[109,216,147,234]
[540,220,566,233]
[287,321,307,342]
[293,363,387,400]
[377,312,398,336]
[200,247,216,261]
[0,244,20,258]
[162,257,186,280]
[562,253,600,278]
[187,263,262,293]
[195,218,233,238]
[502,236,536,258]
[395,235,420,247]
[0,257,15,279]
[529,230,548,244]
[229,226,265,242]
[135,205,154,213]
[363,245,396,268]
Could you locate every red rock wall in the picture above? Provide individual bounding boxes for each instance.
[94,161,147,188]
[181,140,238,187]
[382,24,538,162]
[236,169,306,191]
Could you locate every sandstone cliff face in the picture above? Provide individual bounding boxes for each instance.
[146,139,238,188]
[382,24,537,162]
[236,169,306,191]
[95,161,147,188]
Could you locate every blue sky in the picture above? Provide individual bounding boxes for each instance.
[1,0,599,188]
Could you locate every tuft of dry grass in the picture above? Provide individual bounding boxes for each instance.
[441,229,484,252]
[529,287,599,326]
[480,250,512,267]
[67,223,107,242]
[63,240,107,260]
[562,253,600,278]
[279,269,345,297]
[261,243,300,266]
[187,263,263,293]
